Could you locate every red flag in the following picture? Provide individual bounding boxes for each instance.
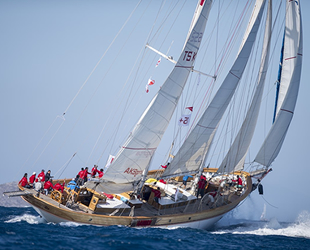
[186,106,193,112]
[148,78,155,85]
[145,84,149,93]
[161,165,167,169]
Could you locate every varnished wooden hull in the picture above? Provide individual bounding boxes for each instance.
[21,174,252,229]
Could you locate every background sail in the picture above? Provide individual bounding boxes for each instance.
[162,0,267,178]
[102,0,213,184]
[254,0,302,167]
[217,0,272,174]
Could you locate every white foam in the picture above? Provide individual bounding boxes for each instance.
[5,213,45,224]
[213,210,310,239]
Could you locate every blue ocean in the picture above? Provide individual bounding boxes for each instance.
[1,206,309,250]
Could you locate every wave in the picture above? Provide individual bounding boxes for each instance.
[212,210,310,239]
[4,213,46,225]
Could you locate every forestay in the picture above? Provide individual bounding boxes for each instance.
[161,0,267,178]
[101,0,213,184]
[254,0,302,167]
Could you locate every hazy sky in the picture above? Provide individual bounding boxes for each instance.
[1,0,309,222]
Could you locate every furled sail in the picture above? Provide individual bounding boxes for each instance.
[254,0,302,167]
[162,0,267,178]
[217,0,272,174]
[101,0,213,185]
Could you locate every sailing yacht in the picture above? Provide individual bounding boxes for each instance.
[8,0,302,229]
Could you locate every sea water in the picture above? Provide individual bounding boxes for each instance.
[0,206,309,250]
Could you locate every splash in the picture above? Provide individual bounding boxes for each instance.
[212,210,310,239]
[5,213,45,224]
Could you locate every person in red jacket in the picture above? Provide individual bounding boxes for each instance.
[38,170,45,182]
[82,167,91,183]
[19,173,30,188]
[54,182,65,193]
[152,187,161,203]
[91,165,100,178]
[29,172,36,187]
[43,179,54,195]
[196,174,207,198]
[98,168,104,178]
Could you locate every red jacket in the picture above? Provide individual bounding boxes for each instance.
[198,175,207,189]
[19,177,28,187]
[44,181,54,190]
[98,171,104,178]
[78,170,84,178]
[54,183,64,192]
[152,189,161,198]
[38,172,45,182]
[91,167,100,177]
[80,169,90,179]
[29,174,36,184]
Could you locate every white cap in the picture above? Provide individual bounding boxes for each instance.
[33,172,36,175]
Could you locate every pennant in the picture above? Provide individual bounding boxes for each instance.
[161,165,167,169]
[178,114,191,126]
[145,84,149,93]
[148,78,155,85]
[105,155,115,169]
[186,106,193,112]
[155,57,161,67]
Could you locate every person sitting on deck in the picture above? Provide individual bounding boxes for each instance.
[152,187,161,203]
[232,175,243,188]
[29,172,36,187]
[67,179,77,191]
[19,173,31,188]
[43,179,54,195]
[34,177,42,191]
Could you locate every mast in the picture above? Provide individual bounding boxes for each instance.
[99,0,213,188]
[161,0,267,179]
[254,0,302,167]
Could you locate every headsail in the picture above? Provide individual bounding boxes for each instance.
[101,0,213,185]
[161,0,267,178]
[254,0,302,167]
[217,0,272,174]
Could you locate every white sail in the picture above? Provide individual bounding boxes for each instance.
[162,0,267,178]
[217,0,272,174]
[275,0,302,117]
[101,0,213,184]
[254,0,302,167]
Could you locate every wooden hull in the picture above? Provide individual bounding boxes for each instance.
[21,174,252,229]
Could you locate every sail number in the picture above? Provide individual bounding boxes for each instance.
[183,51,197,61]
[189,31,203,43]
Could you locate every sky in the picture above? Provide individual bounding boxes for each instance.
[0,0,309,223]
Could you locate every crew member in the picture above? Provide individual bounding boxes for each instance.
[19,173,30,188]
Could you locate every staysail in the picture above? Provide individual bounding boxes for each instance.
[217,0,272,174]
[101,0,213,185]
[161,0,267,178]
[254,0,302,167]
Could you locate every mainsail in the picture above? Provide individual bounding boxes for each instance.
[217,0,272,174]
[162,0,267,178]
[254,0,302,167]
[101,0,213,185]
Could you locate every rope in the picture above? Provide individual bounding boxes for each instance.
[261,195,279,209]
